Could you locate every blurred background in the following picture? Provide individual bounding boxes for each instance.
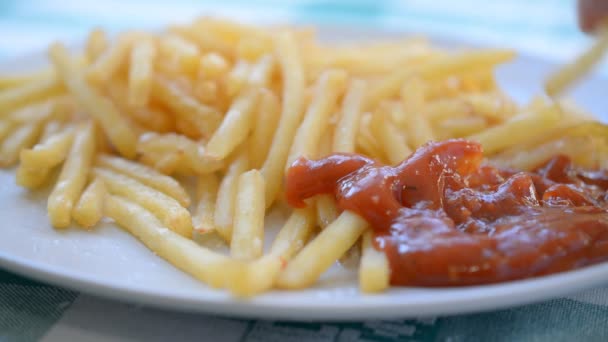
[1,0,605,74]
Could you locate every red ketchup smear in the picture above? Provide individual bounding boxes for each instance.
[285,139,608,286]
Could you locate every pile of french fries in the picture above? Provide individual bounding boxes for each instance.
[0,18,607,296]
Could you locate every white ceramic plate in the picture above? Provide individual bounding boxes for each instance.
[1,28,607,321]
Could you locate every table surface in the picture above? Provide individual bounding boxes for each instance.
[2,1,608,341]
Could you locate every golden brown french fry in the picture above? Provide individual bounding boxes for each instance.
[230,170,265,260]
[104,195,243,289]
[359,230,389,292]
[277,211,368,289]
[48,43,137,158]
[86,34,134,84]
[128,37,157,108]
[0,76,64,115]
[261,31,306,206]
[72,178,107,228]
[205,88,259,159]
[192,173,220,233]
[96,154,190,207]
[249,89,280,169]
[545,25,608,97]
[151,75,222,139]
[287,69,347,167]
[94,167,192,238]
[333,79,367,153]
[48,122,96,228]
[85,28,108,62]
[214,151,248,241]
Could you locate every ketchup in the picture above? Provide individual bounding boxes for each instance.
[285,139,608,286]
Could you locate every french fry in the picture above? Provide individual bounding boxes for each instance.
[366,49,515,110]
[468,105,562,155]
[231,207,316,296]
[315,194,339,229]
[198,52,229,80]
[48,122,96,228]
[151,75,222,139]
[16,123,72,189]
[287,69,347,167]
[6,96,73,124]
[261,32,306,206]
[72,178,107,228]
[436,116,488,139]
[137,132,223,174]
[85,28,108,62]
[19,126,75,168]
[333,79,366,153]
[214,150,248,241]
[205,87,259,159]
[94,167,192,238]
[86,34,134,84]
[359,230,389,293]
[158,34,200,75]
[107,82,174,133]
[545,25,608,97]
[248,54,275,88]
[369,103,411,165]
[104,195,242,289]
[0,69,54,91]
[400,79,434,148]
[48,43,137,158]
[230,170,265,260]
[226,60,251,97]
[249,89,280,168]
[277,211,368,289]
[128,37,156,108]
[193,173,220,233]
[0,76,64,115]
[0,122,44,166]
[169,24,236,61]
[96,154,190,207]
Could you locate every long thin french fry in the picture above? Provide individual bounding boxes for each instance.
[105,195,243,289]
[230,170,265,260]
[287,69,347,167]
[205,87,259,159]
[128,37,157,108]
[214,150,248,241]
[333,79,367,153]
[48,122,96,228]
[249,89,280,168]
[359,230,389,293]
[48,43,137,158]
[96,154,191,207]
[0,76,64,115]
[277,211,368,289]
[261,32,306,207]
[94,167,193,238]
[72,178,107,228]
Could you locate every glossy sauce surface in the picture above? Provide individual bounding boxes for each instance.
[285,139,608,286]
